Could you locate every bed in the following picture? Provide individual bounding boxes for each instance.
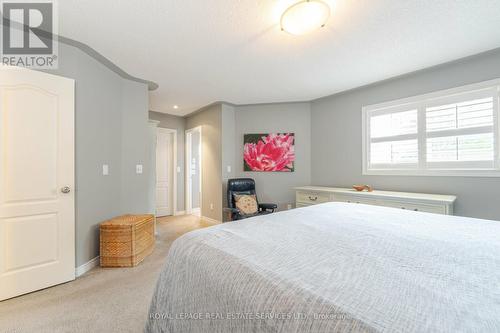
[146,202,500,332]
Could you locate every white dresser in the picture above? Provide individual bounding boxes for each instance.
[295,186,456,215]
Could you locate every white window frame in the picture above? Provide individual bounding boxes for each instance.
[362,78,500,177]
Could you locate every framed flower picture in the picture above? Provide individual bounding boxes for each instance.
[243,133,295,172]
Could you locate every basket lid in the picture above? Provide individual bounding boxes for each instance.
[101,214,154,226]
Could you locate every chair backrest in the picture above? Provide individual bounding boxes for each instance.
[227,178,258,209]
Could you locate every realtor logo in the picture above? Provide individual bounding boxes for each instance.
[1,0,58,68]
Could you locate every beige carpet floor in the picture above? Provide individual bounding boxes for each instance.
[0,215,215,333]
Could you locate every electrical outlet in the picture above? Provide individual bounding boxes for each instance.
[227,165,231,173]
[102,164,109,176]
[177,166,181,173]
[210,203,214,210]
[287,204,292,210]
[136,164,143,174]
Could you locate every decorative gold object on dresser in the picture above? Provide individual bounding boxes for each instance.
[352,185,373,192]
[100,214,155,267]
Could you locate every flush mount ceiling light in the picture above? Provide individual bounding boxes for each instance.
[280,0,331,36]
[173,105,179,109]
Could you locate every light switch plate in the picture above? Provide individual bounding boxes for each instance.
[136,164,143,174]
[177,166,181,173]
[227,165,231,173]
[102,164,109,176]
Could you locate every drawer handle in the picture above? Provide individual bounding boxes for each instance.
[414,208,419,211]
[308,196,318,201]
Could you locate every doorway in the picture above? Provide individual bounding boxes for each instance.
[186,127,201,216]
[156,128,177,217]
[0,67,75,301]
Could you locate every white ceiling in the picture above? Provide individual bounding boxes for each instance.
[58,0,500,116]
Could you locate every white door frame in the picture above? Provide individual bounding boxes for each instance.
[185,126,202,216]
[148,120,160,235]
[156,127,177,216]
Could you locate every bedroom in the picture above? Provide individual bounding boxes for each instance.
[0,0,500,332]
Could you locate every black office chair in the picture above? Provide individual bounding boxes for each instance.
[227,178,277,220]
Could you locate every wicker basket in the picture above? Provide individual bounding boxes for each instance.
[100,214,155,267]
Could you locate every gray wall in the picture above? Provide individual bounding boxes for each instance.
[120,80,151,214]
[186,104,223,221]
[221,104,236,210]
[148,111,186,212]
[311,49,500,221]
[235,103,312,209]
[43,42,151,266]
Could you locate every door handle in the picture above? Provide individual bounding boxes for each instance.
[61,186,71,194]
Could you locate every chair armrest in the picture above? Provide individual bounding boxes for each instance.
[227,207,244,221]
[259,203,277,212]
[228,207,240,214]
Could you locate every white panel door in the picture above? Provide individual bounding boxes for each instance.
[0,66,75,301]
[156,130,173,217]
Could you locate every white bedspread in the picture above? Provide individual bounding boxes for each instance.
[146,202,500,333]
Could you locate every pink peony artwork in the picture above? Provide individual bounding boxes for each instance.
[243,133,295,172]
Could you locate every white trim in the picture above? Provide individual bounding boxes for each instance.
[363,169,500,177]
[75,256,100,277]
[149,120,160,234]
[191,208,201,215]
[362,106,368,175]
[370,133,418,143]
[362,78,500,177]
[185,131,191,214]
[201,216,221,225]
[363,78,500,112]
[156,127,178,216]
[185,126,202,216]
[174,210,185,216]
[425,125,493,138]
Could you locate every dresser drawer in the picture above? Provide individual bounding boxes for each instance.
[296,191,330,205]
[380,200,446,214]
[333,194,379,206]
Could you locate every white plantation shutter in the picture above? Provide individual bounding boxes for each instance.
[370,110,418,138]
[426,97,494,132]
[368,109,418,166]
[425,96,495,168]
[370,139,418,164]
[363,80,500,176]
[426,133,494,163]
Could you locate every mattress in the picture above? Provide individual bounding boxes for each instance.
[146,202,500,332]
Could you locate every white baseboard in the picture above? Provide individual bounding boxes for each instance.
[202,216,222,225]
[174,210,185,216]
[75,256,100,277]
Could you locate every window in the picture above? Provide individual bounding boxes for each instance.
[362,80,500,176]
